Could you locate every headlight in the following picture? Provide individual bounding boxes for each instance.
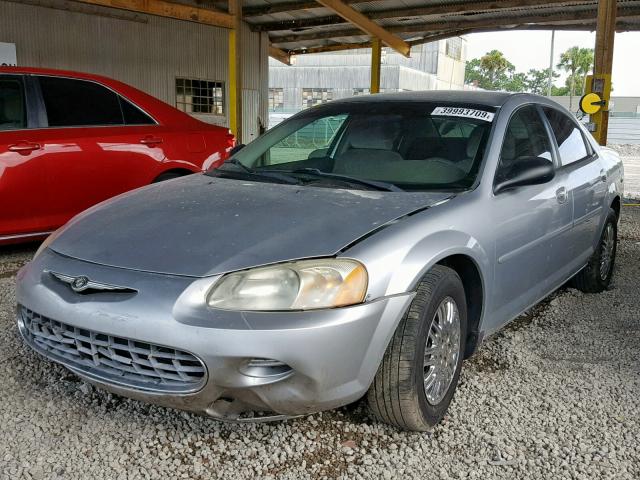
[207,258,368,311]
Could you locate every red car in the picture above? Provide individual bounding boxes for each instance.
[0,67,234,244]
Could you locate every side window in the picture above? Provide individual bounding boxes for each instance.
[119,96,155,125]
[265,115,347,166]
[496,106,553,184]
[39,76,123,127]
[0,77,26,130]
[542,107,589,166]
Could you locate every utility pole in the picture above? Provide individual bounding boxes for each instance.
[547,30,555,96]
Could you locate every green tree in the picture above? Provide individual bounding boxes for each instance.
[465,50,515,91]
[557,46,594,108]
[551,85,570,96]
[480,50,515,87]
[525,68,559,95]
[503,72,527,92]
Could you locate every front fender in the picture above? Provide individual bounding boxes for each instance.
[386,230,491,297]
[346,224,491,306]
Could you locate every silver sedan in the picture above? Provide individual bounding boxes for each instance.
[16,91,623,431]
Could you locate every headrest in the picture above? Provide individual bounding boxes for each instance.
[466,126,484,158]
[501,134,517,161]
[347,117,399,150]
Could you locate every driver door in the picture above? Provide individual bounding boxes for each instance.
[488,105,572,330]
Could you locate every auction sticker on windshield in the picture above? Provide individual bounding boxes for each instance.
[432,107,495,122]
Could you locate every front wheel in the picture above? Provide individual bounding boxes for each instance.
[367,265,467,431]
[571,208,618,293]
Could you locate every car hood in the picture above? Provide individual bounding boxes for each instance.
[49,175,453,277]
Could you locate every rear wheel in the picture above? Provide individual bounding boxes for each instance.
[367,265,467,431]
[572,208,617,293]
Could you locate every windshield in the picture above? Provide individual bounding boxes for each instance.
[211,101,497,191]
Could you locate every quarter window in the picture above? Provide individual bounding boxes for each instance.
[0,77,26,130]
[39,76,123,127]
[176,78,224,115]
[542,107,590,166]
[120,97,155,125]
[496,106,553,185]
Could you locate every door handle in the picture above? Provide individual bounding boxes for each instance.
[555,186,568,204]
[8,142,40,153]
[140,136,163,146]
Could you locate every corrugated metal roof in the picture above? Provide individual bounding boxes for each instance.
[208,0,640,55]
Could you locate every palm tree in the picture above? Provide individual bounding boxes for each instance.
[557,47,594,109]
[480,50,514,88]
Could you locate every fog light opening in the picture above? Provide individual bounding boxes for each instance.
[240,358,293,378]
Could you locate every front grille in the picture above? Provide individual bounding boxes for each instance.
[18,306,206,393]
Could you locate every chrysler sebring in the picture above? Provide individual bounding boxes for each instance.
[16,91,623,431]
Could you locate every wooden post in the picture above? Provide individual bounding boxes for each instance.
[370,38,381,94]
[228,0,242,143]
[593,0,617,145]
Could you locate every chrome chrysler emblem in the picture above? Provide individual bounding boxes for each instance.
[71,276,90,292]
[48,271,136,294]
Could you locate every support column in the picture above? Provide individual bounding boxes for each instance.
[370,38,381,94]
[228,0,242,143]
[593,0,617,145]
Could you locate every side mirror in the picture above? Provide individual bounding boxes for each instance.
[494,156,555,194]
[229,143,246,156]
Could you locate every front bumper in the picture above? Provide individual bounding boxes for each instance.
[16,250,414,420]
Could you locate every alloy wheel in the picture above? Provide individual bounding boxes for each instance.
[423,297,461,405]
[599,222,615,281]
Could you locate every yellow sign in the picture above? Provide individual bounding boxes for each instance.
[579,92,604,115]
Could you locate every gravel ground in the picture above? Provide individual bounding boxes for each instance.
[1,198,639,480]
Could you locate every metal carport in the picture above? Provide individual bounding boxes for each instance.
[68,0,640,143]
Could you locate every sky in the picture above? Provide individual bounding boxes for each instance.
[464,30,640,96]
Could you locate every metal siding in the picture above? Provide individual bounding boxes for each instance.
[0,0,267,137]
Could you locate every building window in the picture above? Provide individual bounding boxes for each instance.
[268,88,284,111]
[446,37,463,61]
[176,78,224,115]
[302,88,333,108]
[352,88,370,96]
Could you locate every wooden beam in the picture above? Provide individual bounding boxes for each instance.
[270,5,640,44]
[269,45,292,65]
[250,0,589,32]
[228,0,242,142]
[286,19,640,55]
[289,42,373,55]
[243,0,359,17]
[75,0,234,28]
[314,0,410,57]
[370,38,381,94]
[593,0,618,145]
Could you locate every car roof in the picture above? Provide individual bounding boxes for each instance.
[0,66,120,85]
[331,90,532,108]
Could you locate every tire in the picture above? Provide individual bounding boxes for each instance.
[153,171,188,183]
[367,265,468,431]
[571,207,618,293]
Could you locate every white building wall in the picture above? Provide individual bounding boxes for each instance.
[268,39,466,117]
[0,0,268,140]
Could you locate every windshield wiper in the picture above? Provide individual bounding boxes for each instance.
[215,159,301,185]
[223,157,255,173]
[287,168,403,192]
